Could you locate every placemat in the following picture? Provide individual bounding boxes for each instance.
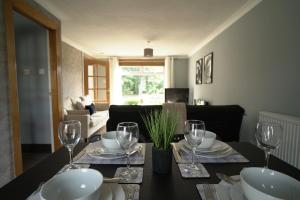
[178,163,210,178]
[172,143,249,163]
[114,167,143,184]
[74,143,146,165]
[122,184,140,200]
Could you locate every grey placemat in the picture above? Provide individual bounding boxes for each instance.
[172,143,249,163]
[114,167,143,184]
[74,143,146,165]
[122,184,140,200]
[178,163,210,178]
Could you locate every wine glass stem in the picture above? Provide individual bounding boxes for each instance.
[192,147,196,166]
[127,153,131,170]
[68,148,74,166]
[264,150,271,168]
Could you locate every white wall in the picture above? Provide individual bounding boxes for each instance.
[189,0,300,142]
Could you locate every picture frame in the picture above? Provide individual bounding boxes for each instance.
[203,52,213,84]
[195,58,203,84]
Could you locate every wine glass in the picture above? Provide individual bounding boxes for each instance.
[255,121,282,168]
[116,122,139,180]
[58,120,81,170]
[184,120,205,173]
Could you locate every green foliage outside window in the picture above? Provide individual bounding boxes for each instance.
[122,76,140,95]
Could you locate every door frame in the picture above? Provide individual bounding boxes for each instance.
[84,58,110,104]
[4,0,63,176]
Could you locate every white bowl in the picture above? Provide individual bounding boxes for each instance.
[198,131,216,149]
[40,169,103,200]
[101,131,121,150]
[240,167,300,200]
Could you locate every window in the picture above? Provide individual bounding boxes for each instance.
[121,66,164,105]
[84,59,110,103]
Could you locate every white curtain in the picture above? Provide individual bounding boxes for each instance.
[109,57,122,104]
[164,56,174,88]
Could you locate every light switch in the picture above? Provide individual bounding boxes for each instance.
[23,69,31,75]
[38,68,46,75]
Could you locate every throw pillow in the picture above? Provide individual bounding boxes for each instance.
[85,103,96,115]
[76,101,85,110]
[80,95,93,106]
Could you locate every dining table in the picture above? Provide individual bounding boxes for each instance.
[1,142,300,200]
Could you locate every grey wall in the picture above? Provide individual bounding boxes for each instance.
[14,12,52,144]
[173,58,188,88]
[0,0,60,187]
[0,0,14,188]
[61,42,84,106]
[189,0,300,142]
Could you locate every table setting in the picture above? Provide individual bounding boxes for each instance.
[27,121,143,200]
[3,116,300,200]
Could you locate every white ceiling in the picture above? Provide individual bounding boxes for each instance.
[34,0,260,57]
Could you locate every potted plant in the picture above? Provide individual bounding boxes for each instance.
[142,110,178,174]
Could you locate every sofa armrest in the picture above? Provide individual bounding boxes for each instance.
[67,110,89,115]
[94,103,110,111]
[65,114,90,139]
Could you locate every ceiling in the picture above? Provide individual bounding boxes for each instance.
[34,0,260,57]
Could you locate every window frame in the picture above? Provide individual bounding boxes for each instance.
[119,60,165,104]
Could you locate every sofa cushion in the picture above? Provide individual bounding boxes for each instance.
[107,105,245,142]
[107,105,161,142]
[186,105,245,141]
[80,95,93,106]
[90,110,109,127]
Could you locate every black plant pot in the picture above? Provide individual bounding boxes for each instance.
[152,146,172,174]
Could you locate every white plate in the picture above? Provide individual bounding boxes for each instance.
[180,139,232,153]
[196,148,233,158]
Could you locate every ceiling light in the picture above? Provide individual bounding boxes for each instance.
[144,41,153,57]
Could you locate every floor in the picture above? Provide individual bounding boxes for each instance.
[22,152,50,171]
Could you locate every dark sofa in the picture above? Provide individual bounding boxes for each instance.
[106,105,245,142]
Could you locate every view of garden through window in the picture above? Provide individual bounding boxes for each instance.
[121,66,164,105]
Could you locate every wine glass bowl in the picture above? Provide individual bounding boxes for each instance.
[58,120,81,170]
[184,120,205,173]
[255,121,282,168]
[116,122,139,180]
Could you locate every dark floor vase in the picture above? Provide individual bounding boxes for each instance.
[152,146,172,174]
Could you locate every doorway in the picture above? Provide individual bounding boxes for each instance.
[13,11,53,171]
[4,0,62,176]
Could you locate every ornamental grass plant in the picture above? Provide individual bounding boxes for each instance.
[142,110,178,150]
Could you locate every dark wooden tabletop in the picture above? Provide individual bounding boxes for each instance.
[1,142,300,200]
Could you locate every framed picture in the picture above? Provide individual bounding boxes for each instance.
[195,58,203,84]
[203,52,213,84]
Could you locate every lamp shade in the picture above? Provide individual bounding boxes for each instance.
[144,48,153,57]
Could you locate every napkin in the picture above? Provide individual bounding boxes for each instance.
[196,176,245,200]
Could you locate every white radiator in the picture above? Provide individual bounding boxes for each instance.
[259,111,300,169]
